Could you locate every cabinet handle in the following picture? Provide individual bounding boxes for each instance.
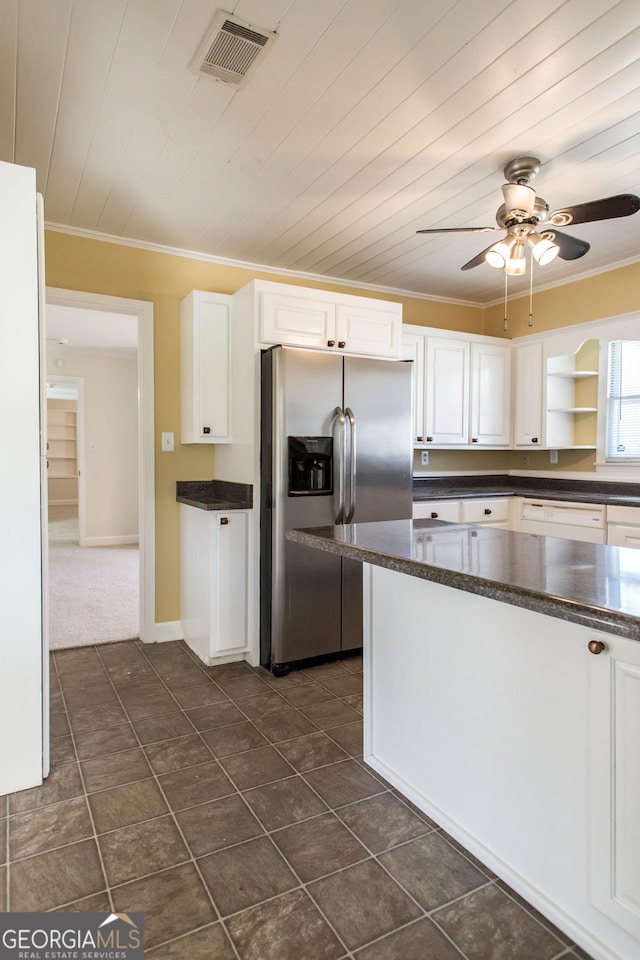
[220,516,229,525]
[430,511,438,519]
[484,508,492,515]
[327,339,336,347]
[588,639,605,655]
[338,341,346,348]
[471,438,478,443]
[426,436,433,442]
[531,437,538,443]
[203,426,211,434]
[416,436,423,442]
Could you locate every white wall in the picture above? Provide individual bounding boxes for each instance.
[47,350,139,543]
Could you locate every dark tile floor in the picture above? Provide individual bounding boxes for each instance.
[2,640,594,960]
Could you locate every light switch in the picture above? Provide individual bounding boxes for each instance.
[161,432,175,452]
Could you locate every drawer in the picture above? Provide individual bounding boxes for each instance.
[607,505,640,525]
[461,498,511,524]
[413,499,461,522]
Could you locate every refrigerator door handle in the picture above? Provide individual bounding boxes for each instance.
[345,407,356,523]
[332,406,347,523]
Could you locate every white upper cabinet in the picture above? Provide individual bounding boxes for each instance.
[257,281,401,358]
[425,336,470,444]
[513,340,544,447]
[181,291,232,444]
[403,325,511,447]
[470,341,511,446]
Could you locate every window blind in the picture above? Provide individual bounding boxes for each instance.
[606,340,640,460]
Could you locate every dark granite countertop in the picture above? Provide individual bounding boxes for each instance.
[176,479,253,511]
[287,519,640,642]
[413,474,640,507]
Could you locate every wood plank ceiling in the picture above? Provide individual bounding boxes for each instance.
[2,0,639,305]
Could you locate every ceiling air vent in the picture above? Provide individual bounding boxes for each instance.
[193,11,277,88]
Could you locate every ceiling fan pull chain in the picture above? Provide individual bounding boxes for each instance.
[503,272,508,332]
[528,254,534,327]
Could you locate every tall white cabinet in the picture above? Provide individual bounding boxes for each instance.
[0,160,47,795]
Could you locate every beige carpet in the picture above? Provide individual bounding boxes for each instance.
[48,506,139,649]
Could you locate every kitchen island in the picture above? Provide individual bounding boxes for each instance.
[287,520,640,960]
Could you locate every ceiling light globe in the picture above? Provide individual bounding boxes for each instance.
[485,248,506,268]
[535,238,559,265]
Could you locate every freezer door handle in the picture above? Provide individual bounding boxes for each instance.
[345,407,356,523]
[332,406,347,523]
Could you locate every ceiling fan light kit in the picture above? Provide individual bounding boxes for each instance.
[416,155,640,278]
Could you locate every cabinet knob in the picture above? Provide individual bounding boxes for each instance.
[430,511,438,519]
[531,437,538,443]
[416,436,424,442]
[220,516,229,525]
[484,508,492,515]
[588,639,605,655]
[338,341,346,348]
[426,436,433,442]
[471,438,478,443]
[203,426,211,434]
[327,339,336,347]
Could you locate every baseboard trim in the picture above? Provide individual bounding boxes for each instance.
[80,535,139,547]
[147,621,184,644]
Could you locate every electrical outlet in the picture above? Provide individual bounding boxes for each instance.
[520,453,529,466]
[161,432,175,452]
[421,450,429,466]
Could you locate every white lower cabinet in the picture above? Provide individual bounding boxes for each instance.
[413,499,461,521]
[590,632,640,942]
[607,506,640,548]
[180,505,250,664]
[460,497,511,528]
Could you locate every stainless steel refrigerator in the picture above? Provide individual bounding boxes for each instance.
[260,345,413,674]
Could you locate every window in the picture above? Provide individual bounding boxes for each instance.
[606,340,640,461]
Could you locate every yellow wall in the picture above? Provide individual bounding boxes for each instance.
[44,230,483,624]
[483,261,640,338]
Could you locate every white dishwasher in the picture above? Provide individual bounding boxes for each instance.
[517,498,606,543]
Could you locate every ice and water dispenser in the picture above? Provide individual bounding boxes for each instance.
[288,437,333,496]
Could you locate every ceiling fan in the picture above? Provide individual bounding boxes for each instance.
[416,157,640,275]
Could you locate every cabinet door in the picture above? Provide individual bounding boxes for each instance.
[425,337,469,444]
[336,302,401,358]
[607,524,640,548]
[590,632,640,939]
[181,291,231,443]
[470,342,511,445]
[514,341,543,446]
[401,331,425,443]
[212,512,249,656]
[260,290,336,349]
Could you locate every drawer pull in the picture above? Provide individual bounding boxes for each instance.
[203,426,211,434]
[338,340,346,348]
[484,508,492,515]
[416,436,423,442]
[588,639,605,655]
[327,339,336,347]
[471,438,478,443]
[430,511,438,519]
[531,437,538,443]
[426,436,433,442]
[220,516,229,525]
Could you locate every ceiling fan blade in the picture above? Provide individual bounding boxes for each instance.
[549,193,640,227]
[543,230,590,260]
[460,241,501,271]
[416,226,501,234]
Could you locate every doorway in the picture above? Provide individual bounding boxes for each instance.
[45,288,155,644]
